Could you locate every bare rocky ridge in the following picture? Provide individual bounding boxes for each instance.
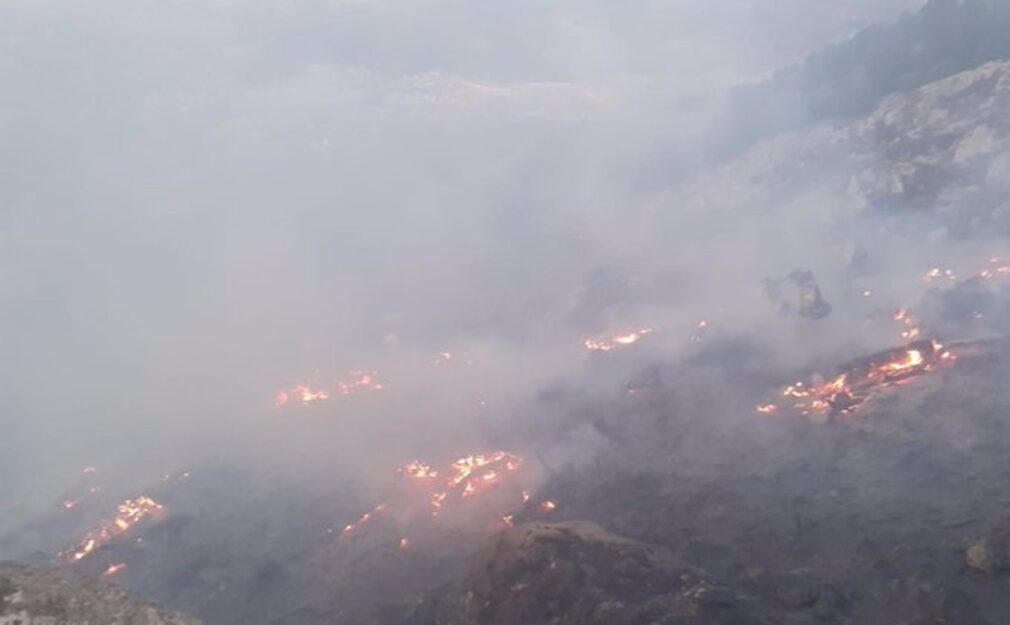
[0,562,198,625]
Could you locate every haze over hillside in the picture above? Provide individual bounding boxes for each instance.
[5,1,1010,624]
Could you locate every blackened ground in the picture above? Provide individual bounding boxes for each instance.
[532,338,1010,625]
[10,337,1010,625]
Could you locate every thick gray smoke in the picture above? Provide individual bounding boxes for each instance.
[9,0,1004,565]
[18,3,1010,625]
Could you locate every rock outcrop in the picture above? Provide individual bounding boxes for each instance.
[679,61,1010,244]
[0,562,198,625]
[464,522,776,625]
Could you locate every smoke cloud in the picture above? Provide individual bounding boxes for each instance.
[9,1,1010,599]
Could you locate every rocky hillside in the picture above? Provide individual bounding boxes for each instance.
[0,562,198,625]
[727,0,1010,145]
[681,60,1010,242]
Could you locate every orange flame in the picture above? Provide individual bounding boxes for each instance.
[65,496,164,562]
[336,370,384,396]
[343,451,527,537]
[276,370,383,408]
[894,308,921,342]
[399,461,439,480]
[439,452,524,508]
[923,267,957,283]
[758,340,956,420]
[341,503,387,537]
[102,562,128,577]
[876,349,923,375]
[584,328,653,352]
[275,384,330,407]
[979,258,1010,280]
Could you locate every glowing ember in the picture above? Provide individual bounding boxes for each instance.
[343,450,527,543]
[63,471,102,511]
[894,308,921,341]
[64,496,165,562]
[923,267,957,283]
[777,375,849,418]
[437,452,524,509]
[877,349,923,374]
[434,351,475,366]
[430,491,447,515]
[399,461,439,480]
[691,320,709,343]
[341,503,387,536]
[584,328,653,352]
[102,562,127,577]
[759,339,956,420]
[538,500,557,513]
[276,370,383,408]
[162,471,191,483]
[336,370,383,396]
[979,257,1010,280]
[434,352,453,365]
[275,384,330,407]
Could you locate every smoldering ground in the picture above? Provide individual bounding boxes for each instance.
[0,0,923,514]
[5,1,1010,624]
